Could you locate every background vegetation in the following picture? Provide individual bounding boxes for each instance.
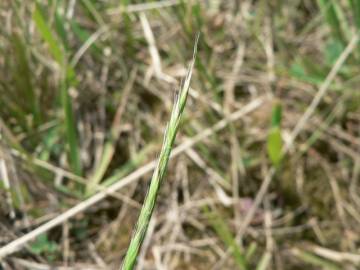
[0,0,359,269]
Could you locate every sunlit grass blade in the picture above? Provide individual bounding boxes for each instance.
[120,34,199,270]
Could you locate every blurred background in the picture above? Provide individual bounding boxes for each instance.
[0,0,360,269]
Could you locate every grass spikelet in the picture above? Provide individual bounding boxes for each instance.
[120,34,199,270]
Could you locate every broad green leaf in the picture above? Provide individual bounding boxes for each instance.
[267,127,283,167]
[267,103,283,167]
[325,39,344,64]
[29,234,58,255]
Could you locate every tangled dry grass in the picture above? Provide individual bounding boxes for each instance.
[0,0,360,269]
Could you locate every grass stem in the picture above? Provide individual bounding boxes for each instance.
[120,34,199,270]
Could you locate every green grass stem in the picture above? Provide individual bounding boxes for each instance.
[120,34,199,270]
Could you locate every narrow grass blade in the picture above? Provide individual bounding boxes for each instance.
[120,34,199,270]
[33,4,63,64]
[11,33,41,126]
[70,20,102,56]
[33,4,82,176]
[80,0,105,26]
[349,0,360,30]
[61,67,82,176]
[54,10,69,51]
[317,0,346,44]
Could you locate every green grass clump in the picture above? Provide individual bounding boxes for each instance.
[33,3,82,176]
